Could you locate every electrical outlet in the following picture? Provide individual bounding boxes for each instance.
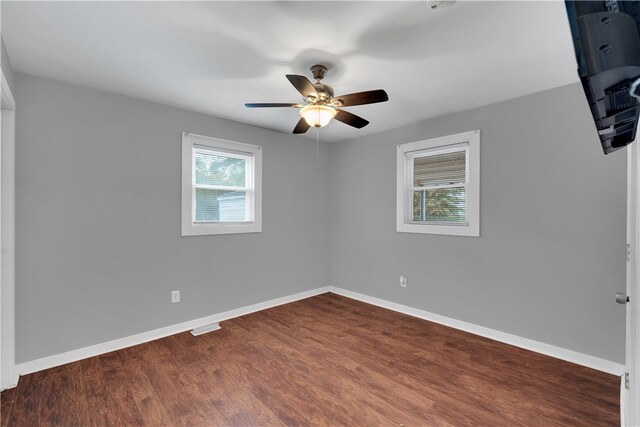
[171,290,180,303]
[400,275,407,288]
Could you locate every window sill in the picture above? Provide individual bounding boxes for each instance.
[181,222,262,236]
[396,222,479,237]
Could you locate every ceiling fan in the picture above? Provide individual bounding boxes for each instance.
[245,64,389,134]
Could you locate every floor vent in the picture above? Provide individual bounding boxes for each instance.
[191,322,221,336]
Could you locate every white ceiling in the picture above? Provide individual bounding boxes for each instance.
[2,1,579,142]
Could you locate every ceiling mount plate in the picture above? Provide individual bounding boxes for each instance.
[310,64,328,81]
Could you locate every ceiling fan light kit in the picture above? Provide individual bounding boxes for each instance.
[245,64,389,134]
[300,104,337,128]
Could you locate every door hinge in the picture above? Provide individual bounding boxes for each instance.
[627,244,631,262]
[625,372,630,390]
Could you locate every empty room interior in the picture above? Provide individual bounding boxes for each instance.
[1,0,640,425]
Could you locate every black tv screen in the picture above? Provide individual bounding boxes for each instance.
[565,0,640,154]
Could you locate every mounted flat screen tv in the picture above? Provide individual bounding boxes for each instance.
[565,0,640,154]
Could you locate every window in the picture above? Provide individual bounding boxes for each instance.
[397,130,479,236]
[181,133,262,236]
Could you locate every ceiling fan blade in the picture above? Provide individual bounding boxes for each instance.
[245,103,298,108]
[334,110,370,129]
[331,89,389,107]
[286,75,318,99]
[292,118,311,134]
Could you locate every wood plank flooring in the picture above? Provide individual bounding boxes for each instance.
[1,293,619,426]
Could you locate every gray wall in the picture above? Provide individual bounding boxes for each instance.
[14,73,627,365]
[1,36,15,92]
[329,83,626,363]
[14,73,331,363]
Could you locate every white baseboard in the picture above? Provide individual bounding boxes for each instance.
[15,286,331,379]
[13,284,624,385]
[328,286,625,376]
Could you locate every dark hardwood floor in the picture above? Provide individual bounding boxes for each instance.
[1,293,619,426]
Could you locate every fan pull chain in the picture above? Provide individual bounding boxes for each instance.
[316,127,319,172]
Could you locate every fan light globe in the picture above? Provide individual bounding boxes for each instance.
[300,104,337,128]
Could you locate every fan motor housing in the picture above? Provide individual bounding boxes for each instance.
[311,83,334,102]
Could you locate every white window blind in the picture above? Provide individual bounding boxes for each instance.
[194,148,250,223]
[410,146,468,224]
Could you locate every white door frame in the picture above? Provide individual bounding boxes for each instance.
[620,126,640,426]
[625,131,640,426]
[1,69,17,391]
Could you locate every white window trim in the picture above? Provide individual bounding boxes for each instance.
[396,130,480,237]
[181,132,262,236]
